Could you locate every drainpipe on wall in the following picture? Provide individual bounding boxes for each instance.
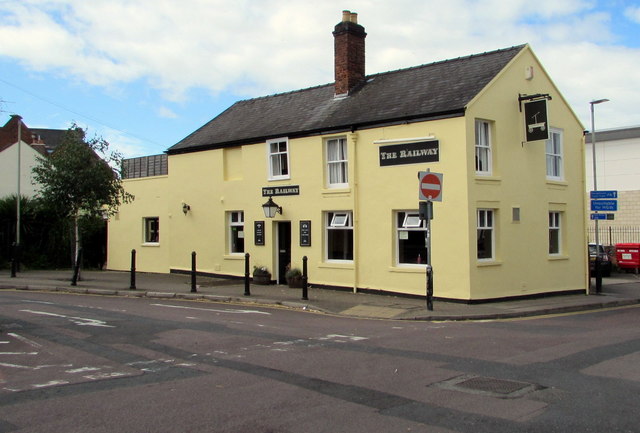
[350,130,359,293]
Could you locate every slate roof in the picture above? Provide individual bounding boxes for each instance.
[168,44,526,155]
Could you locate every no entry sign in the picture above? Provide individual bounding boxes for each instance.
[418,171,443,201]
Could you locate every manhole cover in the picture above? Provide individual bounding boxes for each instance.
[435,375,543,398]
[458,376,529,395]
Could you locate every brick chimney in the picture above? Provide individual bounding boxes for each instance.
[333,10,366,96]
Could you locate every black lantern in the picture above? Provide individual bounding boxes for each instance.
[262,196,282,218]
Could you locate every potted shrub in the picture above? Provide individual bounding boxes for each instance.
[252,266,271,285]
[285,267,303,288]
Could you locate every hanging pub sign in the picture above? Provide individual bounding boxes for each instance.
[379,140,439,167]
[523,98,549,142]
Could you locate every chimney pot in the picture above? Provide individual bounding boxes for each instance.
[342,10,351,22]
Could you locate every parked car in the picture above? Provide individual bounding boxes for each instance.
[589,243,612,277]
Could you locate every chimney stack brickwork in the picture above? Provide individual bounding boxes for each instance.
[333,10,366,96]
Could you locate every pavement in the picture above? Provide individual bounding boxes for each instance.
[1,269,639,321]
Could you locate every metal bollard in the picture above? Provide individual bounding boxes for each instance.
[301,256,308,300]
[191,251,197,293]
[129,249,136,290]
[10,243,16,278]
[244,253,251,296]
[426,264,434,311]
[71,248,83,286]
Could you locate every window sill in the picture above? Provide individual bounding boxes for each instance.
[322,187,351,197]
[546,180,568,188]
[474,176,501,185]
[319,261,354,270]
[142,242,160,247]
[477,260,502,267]
[268,176,291,182]
[548,255,569,261]
[389,266,427,273]
[223,254,245,260]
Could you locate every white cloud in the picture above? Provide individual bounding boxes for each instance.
[157,106,178,119]
[625,6,640,23]
[0,0,639,130]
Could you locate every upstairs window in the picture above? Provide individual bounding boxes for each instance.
[475,120,492,175]
[546,129,563,180]
[326,138,348,188]
[267,138,289,180]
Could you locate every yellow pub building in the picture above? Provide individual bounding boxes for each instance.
[107,12,588,302]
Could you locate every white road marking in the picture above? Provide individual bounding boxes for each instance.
[0,352,38,356]
[33,380,70,388]
[320,334,368,341]
[7,333,42,348]
[19,310,114,328]
[65,367,101,374]
[150,304,271,315]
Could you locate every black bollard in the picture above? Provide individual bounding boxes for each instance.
[301,256,308,300]
[71,248,83,286]
[244,253,251,296]
[426,264,434,311]
[130,249,136,290]
[10,243,16,278]
[191,251,197,293]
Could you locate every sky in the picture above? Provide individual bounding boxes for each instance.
[0,0,639,158]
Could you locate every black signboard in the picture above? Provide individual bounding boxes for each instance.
[379,140,439,166]
[524,99,549,142]
[300,220,311,247]
[262,185,300,197]
[254,221,265,246]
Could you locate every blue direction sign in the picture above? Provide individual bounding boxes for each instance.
[591,200,618,212]
[590,190,618,199]
[590,213,607,220]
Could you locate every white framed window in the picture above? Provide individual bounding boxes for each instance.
[397,211,427,265]
[477,209,494,260]
[267,138,289,180]
[326,137,348,188]
[546,129,563,180]
[475,120,492,175]
[143,217,159,244]
[326,211,353,261]
[549,212,561,255]
[228,211,245,254]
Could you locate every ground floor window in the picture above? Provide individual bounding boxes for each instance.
[396,211,427,265]
[549,211,561,254]
[326,211,353,261]
[477,209,494,260]
[228,211,244,254]
[144,217,159,244]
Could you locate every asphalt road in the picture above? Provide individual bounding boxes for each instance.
[0,290,639,432]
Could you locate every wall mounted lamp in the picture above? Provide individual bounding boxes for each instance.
[262,196,282,218]
[182,203,191,215]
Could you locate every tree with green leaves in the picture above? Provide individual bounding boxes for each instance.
[32,123,133,269]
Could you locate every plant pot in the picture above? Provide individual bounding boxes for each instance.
[253,274,271,285]
[287,276,303,288]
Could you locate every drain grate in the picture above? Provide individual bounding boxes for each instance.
[435,375,543,398]
[457,376,530,395]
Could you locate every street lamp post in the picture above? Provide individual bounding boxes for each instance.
[590,98,609,294]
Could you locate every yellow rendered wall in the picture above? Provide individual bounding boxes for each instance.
[107,46,587,300]
[107,175,170,273]
[464,46,587,299]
